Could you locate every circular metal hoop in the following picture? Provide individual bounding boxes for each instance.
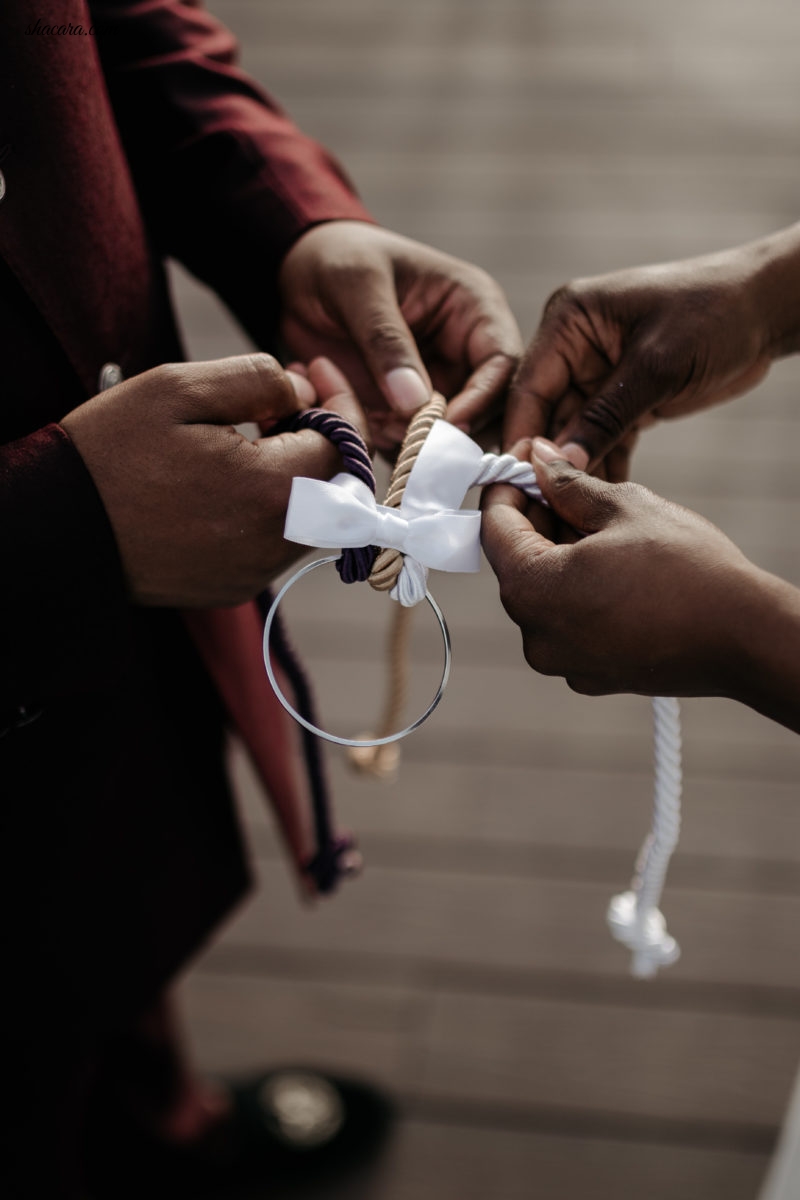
[263,556,451,747]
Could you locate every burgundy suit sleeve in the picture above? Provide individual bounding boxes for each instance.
[90,0,375,348]
[0,424,129,724]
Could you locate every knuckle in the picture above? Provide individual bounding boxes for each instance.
[149,361,205,415]
[466,263,507,308]
[362,313,409,356]
[614,479,653,513]
[246,351,281,380]
[328,257,381,295]
[243,351,290,399]
[149,361,185,395]
[635,337,689,395]
[582,392,631,443]
[566,675,608,697]
[523,638,560,677]
[540,278,594,324]
[541,282,575,320]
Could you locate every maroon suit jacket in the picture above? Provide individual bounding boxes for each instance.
[0,0,371,1187]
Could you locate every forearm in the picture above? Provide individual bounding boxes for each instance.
[91,0,374,347]
[727,563,800,733]
[733,223,800,359]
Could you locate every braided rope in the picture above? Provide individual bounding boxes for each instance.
[607,695,682,977]
[272,408,378,582]
[347,393,447,775]
[367,394,448,592]
[259,407,377,893]
[473,451,543,500]
[347,594,412,780]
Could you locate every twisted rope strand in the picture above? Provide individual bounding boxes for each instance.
[607,695,682,977]
[347,394,447,775]
[260,407,377,892]
[367,394,448,593]
[272,408,378,582]
[473,452,542,500]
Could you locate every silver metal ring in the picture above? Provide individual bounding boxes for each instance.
[263,556,451,748]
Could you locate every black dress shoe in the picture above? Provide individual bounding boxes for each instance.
[84,1067,394,1198]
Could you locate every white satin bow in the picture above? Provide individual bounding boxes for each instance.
[284,420,486,605]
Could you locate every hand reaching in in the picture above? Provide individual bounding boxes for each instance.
[279,220,522,453]
[505,226,800,470]
[62,354,366,607]
[481,438,800,732]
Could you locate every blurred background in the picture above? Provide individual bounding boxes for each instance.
[172,2,800,1196]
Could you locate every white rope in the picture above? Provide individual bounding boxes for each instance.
[475,459,684,978]
[371,443,685,979]
[472,452,543,501]
[607,696,682,977]
[392,452,542,606]
[474,460,684,977]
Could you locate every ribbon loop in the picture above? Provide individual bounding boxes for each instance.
[285,419,488,583]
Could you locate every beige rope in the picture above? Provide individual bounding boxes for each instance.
[366,393,448,593]
[347,393,447,779]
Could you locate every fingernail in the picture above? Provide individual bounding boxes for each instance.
[532,437,568,464]
[386,367,430,416]
[286,370,316,406]
[559,441,590,470]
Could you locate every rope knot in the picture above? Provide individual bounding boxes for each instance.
[606,890,681,978]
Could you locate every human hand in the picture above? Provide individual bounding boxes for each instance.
[504,236,797,470]
[481,438,764,700]
[279,220,522,453]
[62,354,366,607]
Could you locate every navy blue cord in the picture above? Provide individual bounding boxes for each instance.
[268,408,378,582]
[259,407,374,892]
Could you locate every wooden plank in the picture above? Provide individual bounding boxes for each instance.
[352,1118,769,1200]
[230,736,800,866]
[180,971,429,1082]
[761,1069,800,1199]
[181,970,799,1129]
[421,990,800,1127]
[211,859,800,993]
[253,644,800,778]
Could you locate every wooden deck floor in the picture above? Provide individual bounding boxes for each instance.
[170,1,800,1196]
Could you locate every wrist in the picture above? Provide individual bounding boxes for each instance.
[724,561,800,733]
[737,224,800,359]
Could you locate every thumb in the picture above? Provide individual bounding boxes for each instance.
[532,438,623,533]
[330,265,432,417]
[481,439,554,577]
[171,354,301,426]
